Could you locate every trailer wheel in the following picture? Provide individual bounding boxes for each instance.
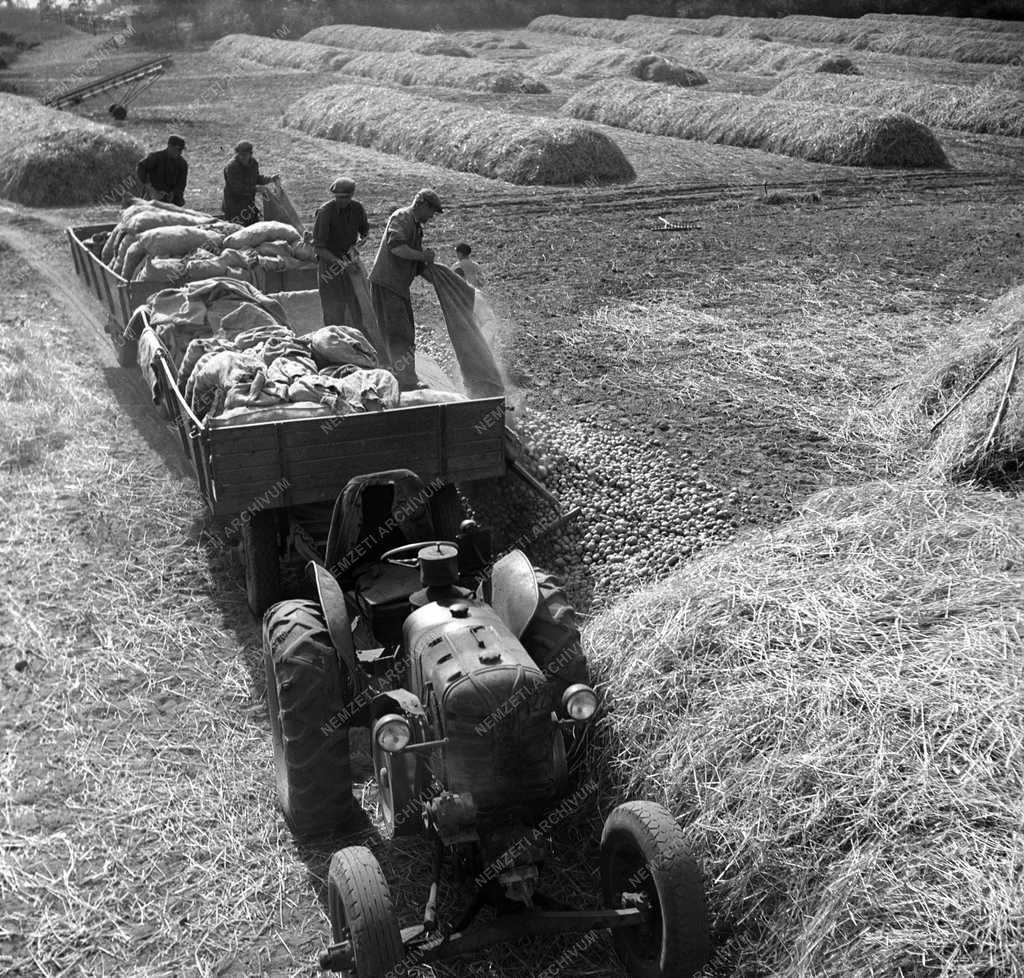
[429,482,463,540]
[108,103,127,120]
[241,510,281,617]
[264,599,356,840]
[326,847,403,978]
[600,801,710,978]
[111,320,137,368]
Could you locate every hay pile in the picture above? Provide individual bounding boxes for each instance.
[861,11,1024,35]
[584,479,1024,978]
[978,66,1024,90]
[334,51,548,94]
[637,13,1024,64]
[527,13,692,47]
[0,93,143,206]
[532,46,707,87]
[772,74,1024,138]
[453,31,529,51]
[814,55,861,75]
[563,81,948,169]
[529,15,828,75]
[209,33,353,72]
[302,24,472,58]
[284,84,634,185]
[879,285,1024,484]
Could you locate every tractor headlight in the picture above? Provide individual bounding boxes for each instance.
[374,714,411,753]
[562,684,599,721]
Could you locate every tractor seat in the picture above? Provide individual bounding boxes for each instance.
[353,563,422,646]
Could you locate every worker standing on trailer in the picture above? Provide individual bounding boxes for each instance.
[221,141,279,226]
[135,134,188,206]
[313,177,370,331]
[369,187,444,391]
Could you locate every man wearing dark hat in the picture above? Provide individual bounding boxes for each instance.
[313,177,371,332]
[369,187,444,390]
[221,140,279,226]
[135,135,188,206]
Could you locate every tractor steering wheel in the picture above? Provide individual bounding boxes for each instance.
[381,541,458,568]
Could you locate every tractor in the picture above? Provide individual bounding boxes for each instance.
[262,470,711,978]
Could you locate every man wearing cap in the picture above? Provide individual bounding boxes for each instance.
[369,188,444,391]
[221,141,279,226]
[313,177,371,332]
[135,135,188,206]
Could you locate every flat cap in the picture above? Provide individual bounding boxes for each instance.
[330,177,356,194]
[234,140,253,154]
[414,187,443,213]
[167,134,185,149]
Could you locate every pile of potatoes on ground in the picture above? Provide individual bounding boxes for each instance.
[464,406,758,607]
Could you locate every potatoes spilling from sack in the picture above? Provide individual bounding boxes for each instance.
[88,199,318,285]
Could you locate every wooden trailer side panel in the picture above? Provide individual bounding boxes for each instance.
[203,397,506,516]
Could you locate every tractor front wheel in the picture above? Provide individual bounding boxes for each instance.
[327,847,404,978]
[600,801,710,978]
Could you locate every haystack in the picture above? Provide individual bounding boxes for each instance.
[814,55,860,75]
[584,479,1024,978]
[530,15,828,75]
[284,84,634,185]
[302,24,472,58]
[881,285,1024,484]
[335,51,548,94]
[532,46,707,87]
[210,33,354,72]
[861,11,1024,35]
[563,81,948,168]
[0,93,143,206]
[773,73,1024,138]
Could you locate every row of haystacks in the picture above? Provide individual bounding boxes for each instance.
[873,285,1024,486]
[773,73,1024,138]
[562,81,948,169]
[332,50,549,94]
[861,11,1024,35]
[631,12,1024,65]
[209,33,351,72]
[0,93,142,206]
[529,15,830,75]
[283,84,634,186]
[583,478,1024,978]
[980,65,1024,90]
[302,23,472,58]
[531,46,707,87]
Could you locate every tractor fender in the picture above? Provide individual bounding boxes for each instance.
[370,688,426,725]
[309,561,367,718]
[485,549,540,639]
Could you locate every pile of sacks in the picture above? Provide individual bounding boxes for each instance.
[132,277,464,428]
[93,199,317,286]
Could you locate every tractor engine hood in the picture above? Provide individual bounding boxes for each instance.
[404,600,563,813]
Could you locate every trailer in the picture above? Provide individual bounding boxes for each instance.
[67,224,566,616]
[67,223,318,367]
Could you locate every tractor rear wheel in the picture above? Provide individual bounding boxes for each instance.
[327,846,404,978]
[264,599,356,840]
[600,801,710,978]
[241,510,281,617]
[520,571,589,691]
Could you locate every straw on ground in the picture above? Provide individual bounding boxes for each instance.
[584,478,1024,978]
